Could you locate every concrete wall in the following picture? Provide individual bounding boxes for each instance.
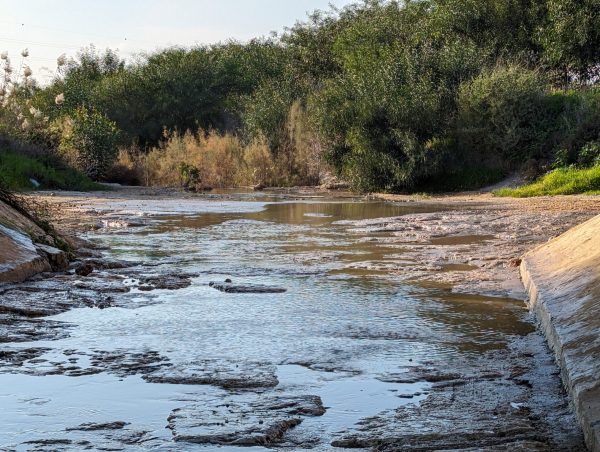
[521,214,600,452]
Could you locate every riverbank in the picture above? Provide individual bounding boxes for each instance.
[0,187,598,449]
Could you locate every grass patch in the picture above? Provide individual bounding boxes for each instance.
[495,166,600,197]
[0,150,103,191]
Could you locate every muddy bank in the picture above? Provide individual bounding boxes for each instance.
[521,214,600,452]
[0,187,598,450]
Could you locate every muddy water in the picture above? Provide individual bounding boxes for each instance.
[0,195,582,450]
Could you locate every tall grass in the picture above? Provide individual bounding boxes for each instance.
[113,128,322,190]
[495,166,600,197]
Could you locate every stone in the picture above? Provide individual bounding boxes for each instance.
[168,394,325,445]
[66,421,129,431]
[138,274,193,291]
[75,263,94,276]
[35,243,69,271]
[209,280,287,294]
[143,360,279,389]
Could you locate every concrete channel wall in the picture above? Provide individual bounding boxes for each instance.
[521,214,600,452]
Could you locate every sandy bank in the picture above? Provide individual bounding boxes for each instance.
[521,214,600,451]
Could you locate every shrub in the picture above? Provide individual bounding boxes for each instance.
[118,127,322,190]
[127,130,264,189]
[59,107,119,180]
[456,65,556,166]
[577,141,600,168]
[0,149,100,191]
[106,148,142,185]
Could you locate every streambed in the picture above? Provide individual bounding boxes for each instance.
[0,192,590,450]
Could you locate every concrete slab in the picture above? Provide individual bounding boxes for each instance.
[521,214,600,451]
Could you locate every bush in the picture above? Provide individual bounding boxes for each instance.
[118,127,322,190]
[456,65,557,166]
[577,142,600,168]
[59,107,119,180]
[127,130,267,189]
[0,149,101,191]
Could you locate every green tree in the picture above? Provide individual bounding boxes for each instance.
[59,107,119,180]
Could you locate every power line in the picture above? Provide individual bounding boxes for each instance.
[0,19,158,46]
[0,35,102,50]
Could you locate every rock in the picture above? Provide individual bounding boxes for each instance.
[35,244,69,271]
[253,183,266,191]
[0,224,51,284]
[66,421,129,431]
[320,181,350,190]
[209,280,287,294]
[75,263,94,276]
[24,439,73,446]
[138,274,193,291]
[76,247,103,258]
[168,394,325,446]
[143,360,279,389]
[82,258,134,270]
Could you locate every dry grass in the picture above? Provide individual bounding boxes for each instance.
[113,125,324,189]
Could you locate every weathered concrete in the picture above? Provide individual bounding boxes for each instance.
[521,214,600,452]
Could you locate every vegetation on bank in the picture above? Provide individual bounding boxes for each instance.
[0,150,101,191]
[496,166,600,197]
[1,0,600,194]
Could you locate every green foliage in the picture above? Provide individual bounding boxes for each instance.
[537,0,600,79]
[90,41,287,147]
[456,65,557,164]
[178,162,202,190]
[3,0,600,193]
[0,149,101,191]
[59,107,119,180]
[495,165,600,197]
[577,142,600,168]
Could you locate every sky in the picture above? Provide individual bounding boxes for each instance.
[0,0,353,84]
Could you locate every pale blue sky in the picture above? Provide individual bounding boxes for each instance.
[0,0,353,83]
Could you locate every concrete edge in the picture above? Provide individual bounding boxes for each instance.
[520,222,600,452]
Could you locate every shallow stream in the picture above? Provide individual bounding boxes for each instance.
[0,193,580,450]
